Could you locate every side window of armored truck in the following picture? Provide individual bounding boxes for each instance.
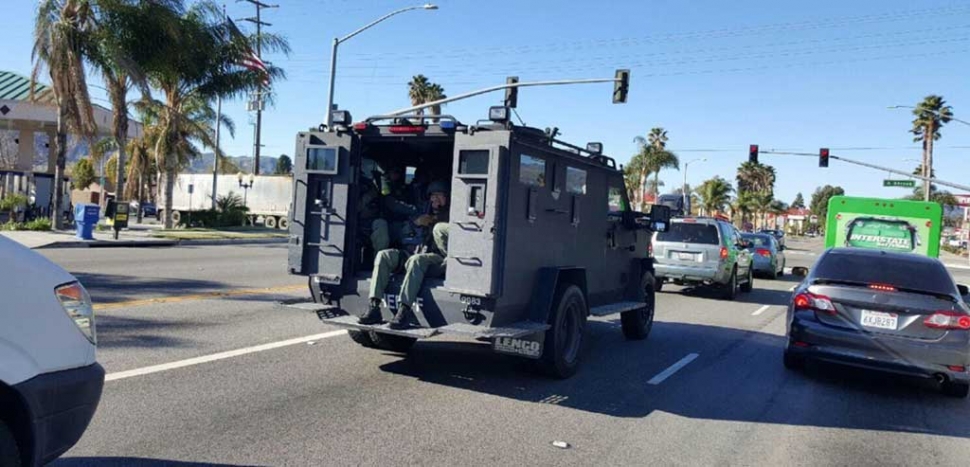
[608,184,625,215]
[519,154,546,187]
[566,167,587,195]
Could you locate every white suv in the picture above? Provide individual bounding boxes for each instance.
[0,236,104,466]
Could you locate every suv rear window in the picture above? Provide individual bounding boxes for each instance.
[656,222,720,245]
[813,252,956,296]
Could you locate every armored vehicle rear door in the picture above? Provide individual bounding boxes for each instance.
[288,131,357,290]
[444,131,509,297]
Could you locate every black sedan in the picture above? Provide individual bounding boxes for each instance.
[784,248,970,397]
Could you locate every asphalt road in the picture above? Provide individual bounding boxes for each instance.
[38,239,970,466]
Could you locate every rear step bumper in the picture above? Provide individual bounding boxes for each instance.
[314,313,550,340]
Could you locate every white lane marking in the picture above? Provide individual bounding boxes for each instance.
[648,353,699,385]
[752,305,771,316]
[789,285,798,292]
[105,330,348,382]
[945,263,970,270]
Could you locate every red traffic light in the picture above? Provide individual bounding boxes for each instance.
[819,148,830,168]
[749,144,759,164]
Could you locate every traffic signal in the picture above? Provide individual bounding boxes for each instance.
[505,76,519,108]
[748,144,759,164]
[819,148,829,168]
[613,69,630,104]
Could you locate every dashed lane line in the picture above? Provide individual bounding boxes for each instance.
[752,305,771,316]
[105,330,348,382]
[93,284,306,311]
[647,353,699,385]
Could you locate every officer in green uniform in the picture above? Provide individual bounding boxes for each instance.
[370,164,419,252]
[359,181,450,329]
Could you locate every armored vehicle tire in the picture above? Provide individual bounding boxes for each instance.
[278,217,289,230]
[721,268,738,300]
[369,331,417,353]
[348,330,378,348]
[622,272,657,340]
[740,267,754,293]
[942,381,970,398]
[0,421,20,467]
[265,216,278,229]
[540,284,588,379]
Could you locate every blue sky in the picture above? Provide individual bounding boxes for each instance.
[3,0,969,204]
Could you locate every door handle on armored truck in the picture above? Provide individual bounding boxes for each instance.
[545,208,568,214]
[453,256,483,266]
[456,221,482,231]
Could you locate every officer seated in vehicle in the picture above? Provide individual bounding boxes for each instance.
[370,163,419,253]
[359,181,450,329]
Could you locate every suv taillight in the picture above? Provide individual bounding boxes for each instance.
[648,244,654,258]
[924,312,970,330]
[719,247,728,260]
[793,292,836,315]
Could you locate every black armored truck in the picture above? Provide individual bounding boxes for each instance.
[287,105,670,378]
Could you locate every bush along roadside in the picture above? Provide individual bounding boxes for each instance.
[1,218,53,231]
[178,193,249,228]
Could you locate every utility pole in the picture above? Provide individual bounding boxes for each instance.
[213,4,227,209]
[239,0,277,175]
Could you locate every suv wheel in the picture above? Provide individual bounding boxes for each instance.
[721,268,738,300]
[369,331,417,353]
[783,349,805,370]
[740,267,754,293]
[622,272,656,340]
[540,284,588,379]
[654,277,664,293]
[348,330,378,348]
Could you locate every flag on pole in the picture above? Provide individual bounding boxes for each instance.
[226,17,270,86]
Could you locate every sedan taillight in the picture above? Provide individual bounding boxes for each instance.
[924,312,970,330]
[756,248,771,257]
[793,292,836,315]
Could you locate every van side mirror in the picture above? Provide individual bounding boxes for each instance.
[792,266,809,277]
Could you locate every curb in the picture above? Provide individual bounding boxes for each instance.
[945,263,970,271]
[35,236,286,249]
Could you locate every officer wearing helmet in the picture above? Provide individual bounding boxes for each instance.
[359,181,450,329]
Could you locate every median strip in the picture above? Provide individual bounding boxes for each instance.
[647,353,699,385]
[93,284,306,311]
[105,330,348,382]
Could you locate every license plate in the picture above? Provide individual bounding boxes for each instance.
[860,310,898,330]
[677,252,696,261]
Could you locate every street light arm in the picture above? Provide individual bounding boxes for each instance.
[889,105,970,127]
[338,5,430,43]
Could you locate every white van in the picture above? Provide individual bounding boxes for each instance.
[0,236,104,466]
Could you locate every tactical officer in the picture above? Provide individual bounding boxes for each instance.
[359,181,450,329]
[370,163,418,252]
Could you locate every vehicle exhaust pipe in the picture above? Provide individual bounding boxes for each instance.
[935,373,947,385]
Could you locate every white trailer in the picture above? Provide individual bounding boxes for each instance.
[159,173,292,229]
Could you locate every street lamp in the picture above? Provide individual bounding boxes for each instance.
[237,172,255,207]
[683,158,706,214]
[324,4,438,129]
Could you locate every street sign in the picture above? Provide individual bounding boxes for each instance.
[883,179,915,188]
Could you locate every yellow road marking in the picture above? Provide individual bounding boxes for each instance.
[93,284,306,311]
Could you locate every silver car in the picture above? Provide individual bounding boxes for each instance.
[652,217,754,300]
[784,247,970,398]
[741,233,786,279]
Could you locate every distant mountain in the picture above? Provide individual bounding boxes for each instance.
[184,152,278,175]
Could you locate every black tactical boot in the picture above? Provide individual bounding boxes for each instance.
[388,304,414,330]
[358,298,384,325]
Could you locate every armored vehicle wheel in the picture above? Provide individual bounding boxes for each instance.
[540,284,588,379]
[740,267,754,293]
[622,272,656,340]
[348,330,378,348]
[0,421,20,467]
[721,267,738,300]
[369,331,417,353]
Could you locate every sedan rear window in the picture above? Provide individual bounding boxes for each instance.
[742,234,772,247]
[813,252,956,296]
[656,222,720,245]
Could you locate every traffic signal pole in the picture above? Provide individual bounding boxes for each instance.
[760,149,970,193]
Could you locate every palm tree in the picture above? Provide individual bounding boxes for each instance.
[623,158,644,209]
[695,176,734,216]
[408,74,431,116]
[32,0,101,229]
[143,1,285,228]
[426,83,446,119]
[910,95,953,201]
[730,192,757,229]
[632,127,678,206]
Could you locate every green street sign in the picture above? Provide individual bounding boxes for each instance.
[883,179,915,188]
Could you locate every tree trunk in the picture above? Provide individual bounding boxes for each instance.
[164,168,175,229]
[110,80,128,207]
[136,173,144,224]
[52,110,68,230]
[925,121,934,202]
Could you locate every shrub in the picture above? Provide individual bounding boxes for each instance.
[23,218,52,231]
[176,192,249,228]
[0,194,29,213]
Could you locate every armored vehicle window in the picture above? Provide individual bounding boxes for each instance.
[459,150,489,175]
[608,185,625,213]
[566,167,587,194]
[306,146,339,174]
[519,154,546,187]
